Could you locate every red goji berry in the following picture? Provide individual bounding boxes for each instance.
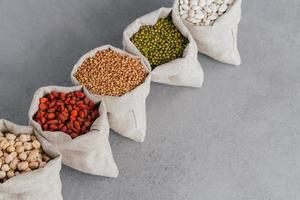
[71,110,78,117]
[49,124,58,130]
[49,101,56,108]
[74,121,80,130]
[39,97,48,103]
[75,91,85,98]
[39,103,48,111]
[84,121,91,128]
[51,91,59,98]
[47,119,58,124]
[59,92,65,100]
[47,113,55,119]
[61,126,67,133]
[43,124,48,130]
[70,132,78,139]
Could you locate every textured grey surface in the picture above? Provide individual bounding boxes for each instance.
[0,0,300,200]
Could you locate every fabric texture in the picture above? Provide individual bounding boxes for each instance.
[123,7,204,88]
[173,0,242,66]
[0,119,62,200]
[71,45,151,142]
[28,85,118,177]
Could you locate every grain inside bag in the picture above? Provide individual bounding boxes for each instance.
[123,7,204,88]
[28,85,118,177]
[71,45,151,142]
[173,0,242,65]
[0,119,62,200]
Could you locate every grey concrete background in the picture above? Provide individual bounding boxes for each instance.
[0,0,299,199]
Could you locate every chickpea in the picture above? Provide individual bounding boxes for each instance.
[29,161,39,169]
[24,167,31,172]
[26,135,31,142]
[16,146,24,153]
[17,161,29,171]
[0,171,6,179]
[9,158,19,170]
[39,161,47,168]
[0,136,6,142]
[14,141,22,147]
[23,142,32,151]
[0,150,3,157]
[4,154,13,164]
[8,140,14,146]
[42,154,51,162]
[6,170,14,178]
[19,135,28,143]
[32,148,41,154]
[27,151,40,162]
[32,140,41,149]
[1,164,10,172]
[5,133,16,141]
[19,152,27,161]
[6,145,15,153]
[10,152,17,158]
[0,141,9,150]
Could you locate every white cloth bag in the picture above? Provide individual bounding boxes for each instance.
[71,45,151,143]
[28,85,118,177]
[0,119,62,200]
[173,0,242,66]
[123,7,204,88]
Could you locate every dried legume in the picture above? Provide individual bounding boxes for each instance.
[179,0,235,26]
[0,132,51,183]
[34,90,99,139]
[74,48,148,96]
[130,16,189,68]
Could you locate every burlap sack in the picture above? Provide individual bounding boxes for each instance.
[0,119,62,200]
[123,7,204,88]
[71,45,151,143]
[173,0,242,66]
[28,85,118,177]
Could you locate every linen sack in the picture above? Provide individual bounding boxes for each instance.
[123,7,204,88]
[71,45,151,143]
[173,0,242,66]
[28,85,118,177]
[0,119,62,200]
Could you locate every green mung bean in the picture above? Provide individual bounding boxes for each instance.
[131,16,189,68]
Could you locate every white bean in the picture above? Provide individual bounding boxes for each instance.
[181,4,190,10]
[218,3,228,12]
[199,0,206,7]
[188,9,195,17]
[206,0,212,6]
[178,0,235,26]
[195,12,205,20]
[192,5,200,10]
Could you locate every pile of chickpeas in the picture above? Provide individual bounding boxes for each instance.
[0,132,51,183]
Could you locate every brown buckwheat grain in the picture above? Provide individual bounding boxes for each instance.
[74,49,148,96]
